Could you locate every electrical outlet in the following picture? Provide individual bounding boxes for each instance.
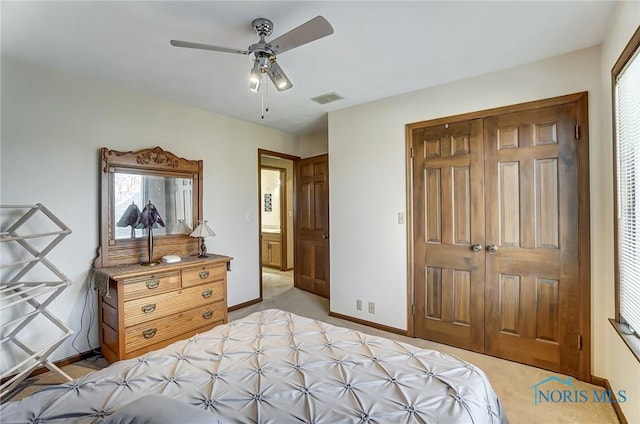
[398,212,405,224]
[356,299,362,311]
[368,301,375,314]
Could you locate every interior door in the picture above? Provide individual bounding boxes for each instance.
[295,154,330,298]
[484,103,580,375]
[413,119,486,351]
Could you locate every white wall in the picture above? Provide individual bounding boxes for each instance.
[329,7,640,418]
[0,56,298,368]
[598,2,640,422]
[296,132,328,158]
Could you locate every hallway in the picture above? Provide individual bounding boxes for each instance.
[262,267,293,299]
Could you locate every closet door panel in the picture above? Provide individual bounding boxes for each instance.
[412,119,485,352]
[484,104,580,376]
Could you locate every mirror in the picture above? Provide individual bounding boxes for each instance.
[113,173,193,240]
[95,146,203,268]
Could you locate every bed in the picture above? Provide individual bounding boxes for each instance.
[1,309,508,423]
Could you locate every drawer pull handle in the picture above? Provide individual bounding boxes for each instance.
[199,270,210,279]
[202,310,213,319]
[201,289,213,298]
[142,328,157,339]
[146,280,160,289]
[141,303,156,314]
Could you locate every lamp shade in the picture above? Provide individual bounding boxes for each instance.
[135,201,165,229]
[190,220,216,238]
[116,202,141,227]
[178,219,193,234]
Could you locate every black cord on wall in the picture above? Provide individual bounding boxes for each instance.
[70,272,101,360]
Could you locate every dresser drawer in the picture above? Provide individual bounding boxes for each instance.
[124,302,225,353]
[123,280,225,327]
[122,271,181,300]
[182,263,226,288]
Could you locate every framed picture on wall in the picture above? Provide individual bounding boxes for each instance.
[264,193,272,212]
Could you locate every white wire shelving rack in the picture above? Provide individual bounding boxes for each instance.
[0,204,74,399]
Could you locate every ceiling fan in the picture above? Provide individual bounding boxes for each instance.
[170,16,334,93]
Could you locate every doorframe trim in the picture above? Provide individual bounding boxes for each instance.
[405,91,591,380]
[258,149,300,301]
[405,123,416,337]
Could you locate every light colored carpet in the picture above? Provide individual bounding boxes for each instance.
[6,270,620,423]
[261,267,293,299]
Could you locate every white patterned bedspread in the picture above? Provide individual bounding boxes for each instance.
[1,309,507,423]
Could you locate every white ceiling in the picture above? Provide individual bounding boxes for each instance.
[1,1,618,135]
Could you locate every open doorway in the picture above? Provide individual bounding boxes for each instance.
[258,150,298,300]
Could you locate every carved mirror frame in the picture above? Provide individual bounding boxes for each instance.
[95,146,203,268]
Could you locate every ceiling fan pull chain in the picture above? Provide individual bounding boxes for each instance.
[265,77,269,113]
[261,73,266,119]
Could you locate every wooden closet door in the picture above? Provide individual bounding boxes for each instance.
[412,119,486,352]
[483,103,580,375]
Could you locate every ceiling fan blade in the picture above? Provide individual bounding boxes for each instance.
[268,16,333,54]
[170,40,249,55]
[267,61,293,91]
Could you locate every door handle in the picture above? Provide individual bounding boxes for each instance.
[487,244,498,253]
[322,234,329,239]
[471,243,483,252]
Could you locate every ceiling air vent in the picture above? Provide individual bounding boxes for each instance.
[311,92,344,105]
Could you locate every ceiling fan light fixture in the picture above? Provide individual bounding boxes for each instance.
[171,15,333,111]
[249,61,261,92]
[249,78,261,93]
[272,75,291,91]
[267,61,293,92]
[249,64,260,83]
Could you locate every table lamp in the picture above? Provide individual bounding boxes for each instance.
[136,201,165,265]
[190,220,216,257]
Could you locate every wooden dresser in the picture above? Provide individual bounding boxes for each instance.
[95,254,232,363]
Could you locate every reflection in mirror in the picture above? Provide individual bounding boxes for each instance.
[114,173,193,240]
